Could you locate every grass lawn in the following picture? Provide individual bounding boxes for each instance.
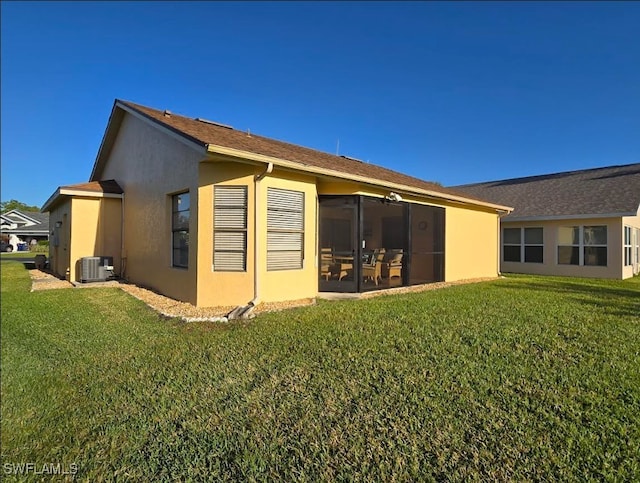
[0,252,37,258]
[2,261,639,481]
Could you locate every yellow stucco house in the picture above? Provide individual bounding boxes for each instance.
[42,99,512,312]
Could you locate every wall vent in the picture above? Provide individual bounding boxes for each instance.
[340,155,364,163]
[195,118,233,129]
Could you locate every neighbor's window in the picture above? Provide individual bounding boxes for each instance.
[267,187,304,270]
[171,192,190,268]
[503,228,521,262]
[557,225,607,266]
[558,226,580,265]
[213,186,248,271]
[502,227,543,263]
[624,226,632,266]
[524,228,544,263]
[583,226,607,266]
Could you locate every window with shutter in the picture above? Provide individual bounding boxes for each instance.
[213,186,247,271]
[267,187,304,270]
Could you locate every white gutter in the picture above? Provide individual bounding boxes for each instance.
[503,212,638,222]
[496,210,510,276]
[120,193,126,279]
[226,161,273,320]
[205,144,513,213]
[251,162,274,306]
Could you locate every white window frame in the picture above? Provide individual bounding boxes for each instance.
[636,228,640,268]
[624,226,632,267]
[557,225,607,267]
[502,227,543,263]
[213,186,248,272]
[267,187,304,271]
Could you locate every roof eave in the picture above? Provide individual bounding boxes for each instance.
[205,143,512,213]
[41,188,123,213]
[503,212,638,222]
[41,188,62,213]
[89,100,208,182]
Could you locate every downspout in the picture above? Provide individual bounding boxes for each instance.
[497,210,509,277]
[120,193,126,279]
[226,162,273,320]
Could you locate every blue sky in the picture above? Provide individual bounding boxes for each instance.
[2,1,639,207]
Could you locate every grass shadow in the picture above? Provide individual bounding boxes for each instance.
[501,277,640,318]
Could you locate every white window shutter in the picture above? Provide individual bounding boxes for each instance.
[214,186,247,271]
[267,188,304,270]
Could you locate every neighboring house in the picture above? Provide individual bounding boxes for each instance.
[0,209,49,250]
[453,164,640,280]
[42,99,511,309]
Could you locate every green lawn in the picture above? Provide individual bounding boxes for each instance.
[2,261,639,481]
[0,252,37,258]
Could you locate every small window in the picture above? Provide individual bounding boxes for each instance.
[524,228,544,263]
[213,186,248,271]
[558,226,580,265]
[267,187,304,270]
[583,226,607,266]
[503,228,521,262]
[172,192,190,268]
[502,227,543,263]
[623,226,632,267]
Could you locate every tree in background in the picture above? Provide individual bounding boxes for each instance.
[1,199,41,213]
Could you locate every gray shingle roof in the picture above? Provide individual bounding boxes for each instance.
[452,163,640,220]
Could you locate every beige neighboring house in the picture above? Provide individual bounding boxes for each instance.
[42,99,512,310]
[453,163,640,280]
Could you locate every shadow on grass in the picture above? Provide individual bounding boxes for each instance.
[502,278,640,319]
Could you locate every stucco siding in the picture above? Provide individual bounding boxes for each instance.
[197,164,318,307]
[622,213,640,279]
[501,217,629,279]
[197,162,256,307]
[445,205,500,281]
[68,197,122,283]
[100,113,203,303]
[48,200,72,280]
[259,170,319,303]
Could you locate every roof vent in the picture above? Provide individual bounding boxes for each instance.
[195,118,233,129]
[163,110,171,117]
[340,155,364,163]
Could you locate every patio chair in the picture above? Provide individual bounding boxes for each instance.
[320,247,333,281]
[362,249,386,285]
[382,250,403,279]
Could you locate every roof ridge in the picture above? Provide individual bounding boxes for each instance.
[453,162,640,188]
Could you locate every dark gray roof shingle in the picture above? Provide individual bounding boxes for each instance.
[452,163,640,220]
